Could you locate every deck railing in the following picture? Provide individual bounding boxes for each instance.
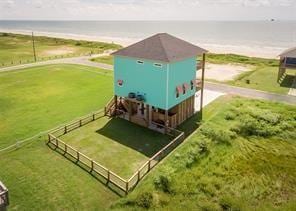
[0,181,9,210]
[47,112,185,194]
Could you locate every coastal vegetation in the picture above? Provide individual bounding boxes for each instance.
[207,53,292,94]
[90,56,113,65]
[0,63,295,209]
[0,33,121,66]
[116,96,296,210]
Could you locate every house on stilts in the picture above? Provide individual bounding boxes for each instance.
[104,33,207,133]
[278,47,296,83]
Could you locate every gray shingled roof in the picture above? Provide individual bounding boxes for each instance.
[112,33,208,62]
[279,47,296,58]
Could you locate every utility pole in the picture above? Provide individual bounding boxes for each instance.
[32,32,37,62]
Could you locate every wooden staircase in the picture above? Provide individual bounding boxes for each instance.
[104,96,116,117]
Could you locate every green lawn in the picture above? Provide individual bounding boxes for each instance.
[207,53,294,94]
[0,64,113,148]
[0,33,121,66]
[61,117,171,178]
[91,56,114,65]
[116,96,296,210]
[0,64,123,209]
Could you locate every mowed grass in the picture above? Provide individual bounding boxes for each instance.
[0,33,121,66]
[0,141,119,210]
[0,64,113,148]
[61,117,171,178]
[207,53,294,94]
[0,64,122,210]
[91,56,114,65]
[116,96,296,210]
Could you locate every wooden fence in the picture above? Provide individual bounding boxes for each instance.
[47,110,185,194]
[0,181,9,210]
[49,109,104,138]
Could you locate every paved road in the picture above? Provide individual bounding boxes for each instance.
[0,55,113,73]
[1,56,295,105]
[205,82,296,105]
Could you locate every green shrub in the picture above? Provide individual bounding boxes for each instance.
[201,126,235,145]
[224,112,236,120]
[219,196,242,211]
[154,174,172,193]
[75,42,82,46]
[135,192,153,209]
[198,140,209,154]
[1,33,8,37]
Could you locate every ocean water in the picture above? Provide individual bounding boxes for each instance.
[1,20,296,57]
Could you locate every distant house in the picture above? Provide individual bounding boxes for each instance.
[105,33,207,132]
[278,47,296,82]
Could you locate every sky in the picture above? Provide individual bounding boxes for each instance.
[0,0,296,21]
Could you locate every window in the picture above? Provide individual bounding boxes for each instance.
[154,63,162,68]
[176,86,182,98]
[183,83,189,95]
[137,60,144,64]
[190,80,195,90]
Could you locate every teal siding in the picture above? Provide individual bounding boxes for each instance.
[114,56,168,109]
[114,56,197,110]
[167,57,196,109]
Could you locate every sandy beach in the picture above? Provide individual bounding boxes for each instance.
[0,29,285,59]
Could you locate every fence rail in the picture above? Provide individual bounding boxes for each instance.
[50,109,104,138]
[0,181,9,209]
[47,109,185,194]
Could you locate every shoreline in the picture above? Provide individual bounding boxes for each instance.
[0,29,284,59]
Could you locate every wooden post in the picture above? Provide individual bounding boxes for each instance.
[79,119,82,127]
[164,110,168,134]
[145,104,149,127]
[128,100,132,122]
[126,182,129,194]
[137,170,140,181]
[200,53,206,120]
[107,170,110,183]
[77,151,80,161]
[91,161,94,172]
[47,134,51,144]
[65,144,67,154]
[148,160,151,171]
[31,32,37,62]
[64,126,67,134]
[114,95,118,116]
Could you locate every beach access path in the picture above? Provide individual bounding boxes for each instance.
[1,55,295,105]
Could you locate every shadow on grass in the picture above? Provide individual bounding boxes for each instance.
[96,118,171,157]
[280,74,295,88]
[178,112,202,137]
[47,142,126,197]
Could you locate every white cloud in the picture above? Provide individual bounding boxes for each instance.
[0,0,295,20]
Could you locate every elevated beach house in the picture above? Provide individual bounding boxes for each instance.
[105,33,207,132]
[278,47,296,82]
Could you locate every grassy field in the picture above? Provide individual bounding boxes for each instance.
[207,53,294,94]
[90,56,114,65]
[0,33,121,66]
[116,96,296,210]
[0,64,113,148]
[61,117,170,178]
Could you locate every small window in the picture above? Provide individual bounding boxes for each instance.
[137,60,144,64]
[176,92,179,98]
[183,87,186,95]
[190,80,194,90]
[154,63,162,68]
